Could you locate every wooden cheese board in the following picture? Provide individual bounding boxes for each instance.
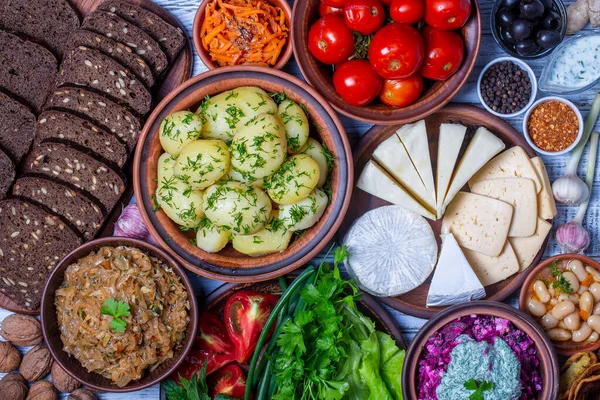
[338,103,551,320]
[0,0,193,315]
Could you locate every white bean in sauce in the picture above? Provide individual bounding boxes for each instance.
[563,271,580,293]
[569,260,588,282]
[541,313,559,330]
[586,266,600,282]
[534,280,551,303]
[580,292,594,316]
[547,328,572,341]
[552,301,576,320]
[573,322,593,343]
[590,282,600,302]
[528,298,547,317]
[588,315,600,334]
[578,285,589,295]
[564,312,582,331]
[594,302,600,315]
[588,331,599,344]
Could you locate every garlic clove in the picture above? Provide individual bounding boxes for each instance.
[552,174,590,205]
[556,221,590,254]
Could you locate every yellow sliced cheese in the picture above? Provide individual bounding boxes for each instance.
[436,123,466,218]
[441,192,513,257]
[509,218,552,271]
[462,241,520,287]
[440,127,506,215]
[470,178,538,237]
[530,156,557,220]
[395,120,436,204]
[468,146,542,193]
[373,133,436,211]
[357,161,437,220]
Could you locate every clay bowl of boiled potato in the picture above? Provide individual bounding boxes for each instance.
[133,66,352,282]
[519,254,600,355]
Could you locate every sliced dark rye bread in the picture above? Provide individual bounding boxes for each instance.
[99,0,185,61]
[0,91,35,162]
[67,29,155,88]
[44,87,140,152]
[55,46,152,115]
[37,110,128,168]
[0,198,82,310]
[0,30,58,113]
[82,10,168,77]
[0,0,80,58]
[23,142,126,212]
[13,176,105,241]
[0,147,15,199]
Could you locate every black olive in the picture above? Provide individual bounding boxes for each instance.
[539,0,553,8]
[510,18,534,40]
[496,8,517,28]
[543,10,562,30]
[502,0,521,9]
[516,38,541,55]
[520,0,545,20]
[501,28,517,45]
[537,29,562,48]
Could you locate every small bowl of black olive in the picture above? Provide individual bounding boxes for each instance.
[492,0,567,59]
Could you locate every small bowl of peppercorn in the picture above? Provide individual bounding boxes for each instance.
[523,96,584,156]
[477,57,537,118]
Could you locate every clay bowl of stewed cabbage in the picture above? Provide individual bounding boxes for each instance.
[40,237,198,393]
[520,254,600,356]
[133,66,352,282]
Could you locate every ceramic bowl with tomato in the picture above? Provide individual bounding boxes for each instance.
[292,0,481,124]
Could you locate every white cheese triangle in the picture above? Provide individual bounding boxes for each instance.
[427,233,486,307]
[343,206,438,297]
[461,241,520,287]
[530,157,557,220]
[436,123,466,218]
[509,218,552,271]
[356,161,437,220]
[441,127,506,215]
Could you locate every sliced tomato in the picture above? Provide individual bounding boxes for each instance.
[198,311,235,355]
[224,291,279,364]
[209,364,249,400]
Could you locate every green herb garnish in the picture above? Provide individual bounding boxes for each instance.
[101,298,131,333]
[464,379,494,400]
[550,259,573,294]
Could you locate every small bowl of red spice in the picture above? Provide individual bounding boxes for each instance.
[523,97,583,156]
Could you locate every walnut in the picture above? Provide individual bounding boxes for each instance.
[20,344,53,382]
[67,388,97,400]
[0,372,28,400]
[0,314,43,346]
[0,340,21,372]
[26,380,57,400]
[50,362,80,393]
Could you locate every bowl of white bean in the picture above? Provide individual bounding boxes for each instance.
[520,254,600,356]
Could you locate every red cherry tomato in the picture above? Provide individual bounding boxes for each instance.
[308,15,355,64]
[322,0,349,7]
[209,364,248,399]
[333,59,383,106]
[390,0,425,24]
[424,0,472,31]
[343,0,385,35]
[379,75,424,107]
[319,2,344,16]
[368,23,424,79]
[420,26,464,80]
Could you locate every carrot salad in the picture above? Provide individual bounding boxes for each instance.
[200,0,288,67]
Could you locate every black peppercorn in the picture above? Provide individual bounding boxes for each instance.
[480,61,532,114]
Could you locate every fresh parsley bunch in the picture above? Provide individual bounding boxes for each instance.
[164,363,238,400]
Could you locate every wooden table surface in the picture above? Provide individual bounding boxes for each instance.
[2,0,599,398]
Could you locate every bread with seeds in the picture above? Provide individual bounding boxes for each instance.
[0,199,82,310]
[0,91,35,163]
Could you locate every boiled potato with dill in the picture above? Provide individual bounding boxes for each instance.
[157,152,176,182]
[156,176,204,228]
[301,138,331,188]
[203,181,272,234]
[279,188,328,231]
[174,139,230,190]
[225,166,266,187]
[198,87,277,143]
[229,113,287,180]
[278,99,309,154]
[266,154,320,205]
[196,218,230,253]
[232,212,293,256]
[159,111,203,157]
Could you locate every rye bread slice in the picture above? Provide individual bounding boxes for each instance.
[0,0,80,58]
[0,30,58,113]
[55,46,152,115]
[0,199,82,310]
[67,29,155,88]
[23,142,126,212]
[82,10,168,77]
[0,91,35,162]
[44,87,140,152]
[37,110,128,167]
[0,147,15,199]
[99,0,185,61]
[13,176,105,241]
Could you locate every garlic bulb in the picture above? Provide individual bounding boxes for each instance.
[552,175,590,205]
[556,221,590,254]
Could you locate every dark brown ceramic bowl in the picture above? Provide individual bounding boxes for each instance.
[292,0,481,125]
[40,237,198,393]
[133,66,352,282]
[519,254,600,356]
[193,0,293,70]
[403,301,559,400]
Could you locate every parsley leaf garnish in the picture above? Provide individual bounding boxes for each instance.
[101,298,131,333]
[550,259,573,294]
[464,379,494,400]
